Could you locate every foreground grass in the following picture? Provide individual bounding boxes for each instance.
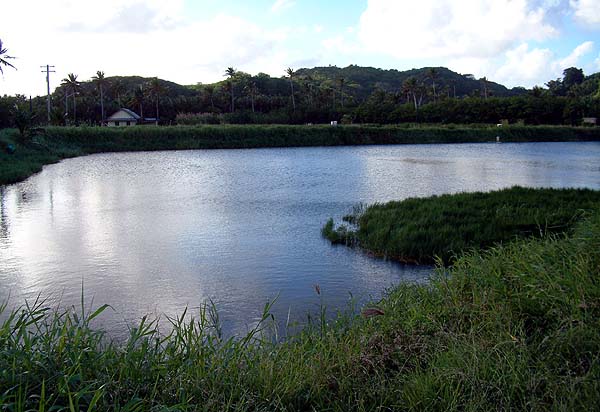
[2,124,600,185]
[1,210,599,411]
[323,186,600,264]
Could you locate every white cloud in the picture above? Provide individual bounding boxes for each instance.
[1,2,295,96]
[322,35,359,55]
[352,0,597,87]
[558,40,594,68]
[595,53,600,70]
[570,0,600,27]
[271,0,295,13]
[4,0,184,33]
[447,57,497,80]
[358,0,558,59]
[492,44,555,87]
[491,41,594,87]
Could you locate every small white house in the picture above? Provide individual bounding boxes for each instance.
[107,109,142,127]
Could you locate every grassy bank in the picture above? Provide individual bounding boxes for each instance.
[2,124,600,185]
[322,186,600,263]
[2,208,599,410]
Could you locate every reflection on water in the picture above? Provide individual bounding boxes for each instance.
[1,142,599,337]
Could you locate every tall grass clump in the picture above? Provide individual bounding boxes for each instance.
[323,186,600,263]
[1,210,600,410]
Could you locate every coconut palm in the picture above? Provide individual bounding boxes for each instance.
[286,68,296,112]
[112,79,126,107]
[480,77,489,99]
[61,73,81,123]
[402,77,419,110]
[301,74,315,109]
[337,76,346,107]
[148,77,165,124]
[244,81,258,113]
[131,85,144,118]
[427,68,438,102]
[204,85,216,111]
[0,39,16,75]
[224,67,236,112]
[92,70,108,124]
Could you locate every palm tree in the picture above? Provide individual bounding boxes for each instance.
[286,68,296,112]
[480,77,489,99]
[337,76,346,107]
[244,81,258,113]
[61,73,81,124]
[92,70,108,124]
[112,79,126,107]
[301,75,315,109]
[224,67,236,112]
[427,68,438,102]
[402,77,419,110]
[204,85,215,111]
[0,39,16,75]
[148,77,164,124]
[132,85,144,118]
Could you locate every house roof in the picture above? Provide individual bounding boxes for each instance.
[107,108,141,121]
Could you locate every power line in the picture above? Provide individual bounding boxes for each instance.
[40,65,55,123]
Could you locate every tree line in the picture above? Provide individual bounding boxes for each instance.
[1,38,599,128]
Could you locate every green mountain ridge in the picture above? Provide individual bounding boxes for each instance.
[1,65,599,127]
[295,65,525,100]
[50,65,534,103]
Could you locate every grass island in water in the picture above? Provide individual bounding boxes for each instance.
[323,186,600,264]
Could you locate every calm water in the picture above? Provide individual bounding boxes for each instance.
[1,142,600,336]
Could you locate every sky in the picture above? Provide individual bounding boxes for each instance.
[1,0,600,97]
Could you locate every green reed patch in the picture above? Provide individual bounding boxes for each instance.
[323,186,600,264]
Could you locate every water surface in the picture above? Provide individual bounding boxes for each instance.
[1,142,599,336]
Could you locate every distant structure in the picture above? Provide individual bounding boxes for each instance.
[582,117,597,126]
[106,108,157,127]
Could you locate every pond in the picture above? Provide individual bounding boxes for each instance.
[1,142,599,337]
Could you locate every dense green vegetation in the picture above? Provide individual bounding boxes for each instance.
[0,128,83,185]
[323,187,600,264]
[2,126,599,185]
[2,65,599,127]
[2,206,599,411]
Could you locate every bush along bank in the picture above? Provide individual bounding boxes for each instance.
[1,208,599,410]
[2,124,600,185]
[322,186,600,264]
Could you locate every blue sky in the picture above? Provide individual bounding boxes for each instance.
[2,0,599,97]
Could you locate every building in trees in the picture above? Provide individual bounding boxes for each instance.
[106,108,156,127]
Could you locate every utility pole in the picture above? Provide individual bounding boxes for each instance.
[40,65,55,123]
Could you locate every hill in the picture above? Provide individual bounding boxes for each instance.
[1,65,598,127]
[296,65,525,101]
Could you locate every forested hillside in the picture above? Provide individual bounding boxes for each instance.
[1,65,598,127]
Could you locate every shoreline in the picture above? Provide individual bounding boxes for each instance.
[2,207,598,410]
[1,124,599,186]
